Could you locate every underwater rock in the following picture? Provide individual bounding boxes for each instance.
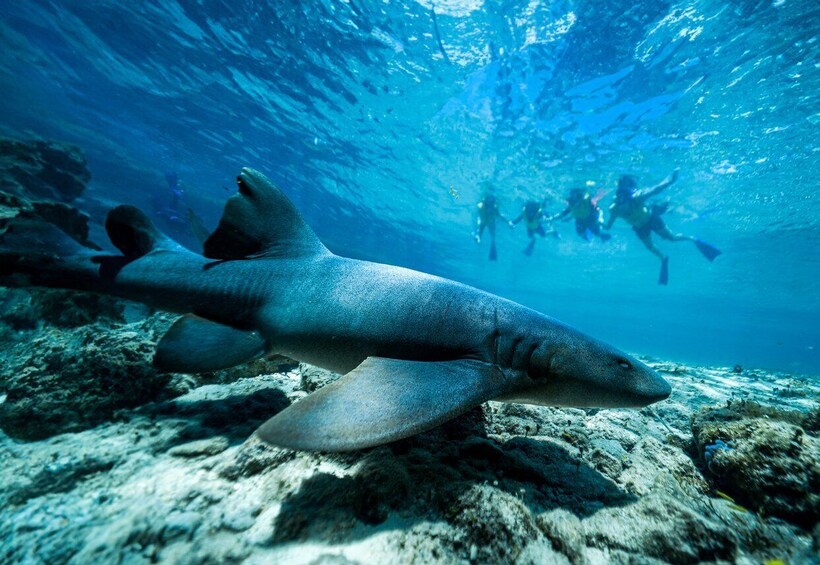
[299,363,341,392]
[193,354,299,386]
[0,287,124,331]
[443,484,555,563]
[217,438,296,480]
[692,400,819,529]
[0,354,815,563]
[0,138,91,202]
[0,190,97,248]
[0,317,172,440]
[6,454,115,507]
[583,494,737,562]
[167,436,230,458]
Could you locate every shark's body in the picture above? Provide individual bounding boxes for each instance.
[0,168,671,451]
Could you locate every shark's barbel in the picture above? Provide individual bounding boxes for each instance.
[0,168,671,451]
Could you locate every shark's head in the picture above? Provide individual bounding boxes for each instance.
[505,327,671,409]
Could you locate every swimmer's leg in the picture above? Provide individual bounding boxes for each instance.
[575,221,591,241]
[523,227,537,256]
[655,224,694,242]
[638,230,670,285]
[655,223,720,260]
[637,231,666,261]
[588,222,611,242]
[488,223,497,261]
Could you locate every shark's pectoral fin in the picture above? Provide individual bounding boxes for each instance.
[153,314,267,373]
[255,357,509,452]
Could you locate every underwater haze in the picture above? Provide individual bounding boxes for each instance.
[0,0,818,374]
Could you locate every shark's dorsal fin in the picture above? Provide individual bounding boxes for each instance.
[204,168,327,260]
[106,205,181,259]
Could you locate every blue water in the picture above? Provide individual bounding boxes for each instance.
[1,1,817,372]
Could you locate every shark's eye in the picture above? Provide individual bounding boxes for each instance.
[616,358,632,370]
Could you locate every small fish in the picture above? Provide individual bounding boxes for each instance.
[449,185,460,200]
[715,490,735,502]
[727,503,749,513]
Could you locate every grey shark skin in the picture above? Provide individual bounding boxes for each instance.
[0,168,671,452]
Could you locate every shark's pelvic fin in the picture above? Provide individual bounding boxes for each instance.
[154,314,267,373]
[106,205,182,259]
[255,357,509,452]
[204,168,327,260]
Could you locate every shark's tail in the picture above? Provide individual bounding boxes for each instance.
[0,217,102,291]
[0,205,177,293]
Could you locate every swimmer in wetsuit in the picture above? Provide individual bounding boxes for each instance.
[550,188,611,242]
[511,198,559,256]
[474,192,509,261]
[605,169,721,284]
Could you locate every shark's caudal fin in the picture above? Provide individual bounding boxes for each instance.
[0,204,185,291]
[0,217,101,290]
[204,167,328,260]
[255,357,510,452]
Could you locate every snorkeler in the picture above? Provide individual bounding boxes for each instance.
[474,192,509,261]
[604,169,722,285]
[511,198,559,256]
[549,188,611,242]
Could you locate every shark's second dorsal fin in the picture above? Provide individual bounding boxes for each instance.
[204,168,327,260]
[106,205,181,259]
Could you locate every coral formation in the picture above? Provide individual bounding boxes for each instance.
[0,329,816,563]
[0,316,173,440]
[0,138,90,202]
[692,400,819,529]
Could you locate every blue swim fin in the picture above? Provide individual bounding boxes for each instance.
[694,239,721,262]
[523,240,535,256]
[489,241,497,261]
[659,256,669,285]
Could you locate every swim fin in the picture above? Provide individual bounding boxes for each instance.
[694,239,721,262]
[523,240,534,256]
[658,256,669,285]
[489,241,497,261]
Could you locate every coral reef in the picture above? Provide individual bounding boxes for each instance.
[0,315,173,440]
[0,323,817,563]
[0,190,98,248]
[0,138,100,256]
[0,138,90,202]
[0,287,124,332]
[692,400,819,529]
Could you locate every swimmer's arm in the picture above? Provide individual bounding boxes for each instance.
[509,211,523,225]
[546,207,570,222]
[604,205,618,229]
[636,168,679,201]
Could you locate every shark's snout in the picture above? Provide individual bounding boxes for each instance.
[634,371,672,406]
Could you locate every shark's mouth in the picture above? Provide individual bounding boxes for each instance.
[236,173,252,196]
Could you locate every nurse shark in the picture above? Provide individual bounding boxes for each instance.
[0,168,671,451]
